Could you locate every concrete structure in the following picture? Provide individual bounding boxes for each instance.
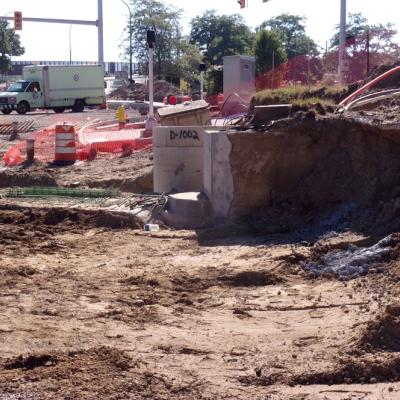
[203,130,234,218]
[153,126,205,193]
[157,101,210,127]
[162,192,212,229]
[223,55,255,103]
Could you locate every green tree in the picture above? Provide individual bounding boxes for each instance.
[253,30,287,75]
[176,41,203,88]
[121,0,182,80]
[258,13,318,58]
[326,13,400,82]
[0,21,25,74]
[330,12,399,54]
[190,11,253,66]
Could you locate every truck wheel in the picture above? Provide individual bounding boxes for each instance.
[16,101,29,115]
[53,107,65,113]
[1,109,12,115]
[72,99,85,113]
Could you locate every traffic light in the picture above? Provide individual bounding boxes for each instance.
[238,0,246,9]
[14,11,22,31]
[147,30,155,49]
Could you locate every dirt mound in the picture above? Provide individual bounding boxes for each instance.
[218,270,283,287]
[108,82,147,101]
[355,306,400,352]
[0,347,200,400]
[363,61,400,89]
[0,347,206,399]
[108,80,182,102]
[240,353,400,387]
[0,204,140,230]
[292,354,400,385]
[0,205,141,255]
[154,80,182,102]
[0,168,57,188]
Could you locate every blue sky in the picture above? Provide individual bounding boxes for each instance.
[2,0,398,62]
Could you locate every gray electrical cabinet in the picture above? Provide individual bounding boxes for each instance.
[223,55,255,103]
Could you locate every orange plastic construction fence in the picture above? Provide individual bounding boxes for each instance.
[2,121,152,166]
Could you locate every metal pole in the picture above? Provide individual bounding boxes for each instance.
[144,44,157,134]
[69,24,72,64]
[148,46,154,118]
[200,71,204,100]
[339,0,346,85]
[119,0,133,82]
[129,14,133,82]
[97,0,104,66]
[0,16,98,25]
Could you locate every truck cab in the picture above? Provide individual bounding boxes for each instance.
[0,80,44,114]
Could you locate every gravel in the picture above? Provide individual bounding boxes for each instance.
[302,235,396,280]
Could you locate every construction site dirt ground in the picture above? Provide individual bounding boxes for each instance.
[2,109,400,399]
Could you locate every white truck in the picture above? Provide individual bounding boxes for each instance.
[0,65,106,115]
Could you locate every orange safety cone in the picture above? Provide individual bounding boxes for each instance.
[54,123,77,165]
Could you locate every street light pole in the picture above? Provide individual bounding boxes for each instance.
[338,0,347,85]
[120,0,133,82]
[145,30,157,135]
[69,24,73,64]
[97,0,104,66]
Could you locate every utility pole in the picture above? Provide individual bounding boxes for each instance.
[338,0,346,85]
[97,0,104,66]
[69,25,73,64]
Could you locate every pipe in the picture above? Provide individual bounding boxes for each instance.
[339,65,400,107]
[345,89,400,111]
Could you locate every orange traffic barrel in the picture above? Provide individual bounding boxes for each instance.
[54,123,77,164]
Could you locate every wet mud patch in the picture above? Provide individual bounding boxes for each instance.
[0,347,204,399]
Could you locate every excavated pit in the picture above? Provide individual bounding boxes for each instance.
[227,116,400,223]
